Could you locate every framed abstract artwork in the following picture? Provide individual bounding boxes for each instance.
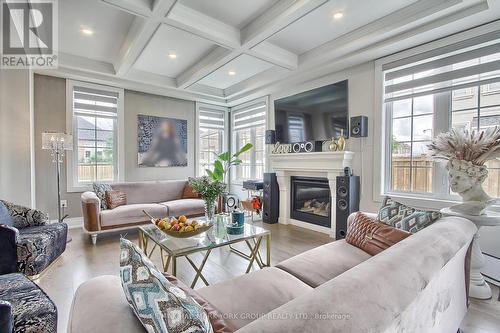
[137,114,188,167]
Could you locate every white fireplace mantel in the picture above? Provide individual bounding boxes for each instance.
[269,151,355,238]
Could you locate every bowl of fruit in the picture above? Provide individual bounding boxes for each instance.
[143,210,212,238]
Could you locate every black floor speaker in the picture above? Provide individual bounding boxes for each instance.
[263,173,279,224]
[335,175,360,239]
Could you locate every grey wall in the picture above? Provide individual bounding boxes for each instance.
[33,75,196,218]
[0,70,34,208]
[124,91,195,181]
[34,75,82,218]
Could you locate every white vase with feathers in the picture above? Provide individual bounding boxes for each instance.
[428,127,500,215]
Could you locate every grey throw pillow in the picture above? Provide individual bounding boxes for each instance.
[92,183,112,210]
[119,238,213,333]
[377,197,441,233]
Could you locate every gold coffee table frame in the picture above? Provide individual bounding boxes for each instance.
[138,223,271,288]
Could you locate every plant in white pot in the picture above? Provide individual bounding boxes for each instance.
[428,127,500,215]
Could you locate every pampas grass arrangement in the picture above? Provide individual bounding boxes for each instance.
[428,127,500,165]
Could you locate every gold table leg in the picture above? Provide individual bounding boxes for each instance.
[245,236,263,273]
[185,249,212,288]
[266,233,271,267]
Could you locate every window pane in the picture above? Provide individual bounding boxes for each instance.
[452,86,478,111]
[97,164,114,182]
[413,95,433,115]
[451,109,478,131]
[484,161,500,198]
[77,115,95,129]
[96,117,114,131]
[391,149,411,192]
[479,106,500,129]
[411,167,432,193]
[393,99,411,118]
[412,115,433,141]
[392,117,411,141]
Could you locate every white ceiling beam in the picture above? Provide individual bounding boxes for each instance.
[300,0,463,66]
[165,3,240,49]
[101,0,152,17]
[58,52,116,75]
[175,0,326,89]
[248,41,298,70]
[112,0,178,77]
[188,83,226,99]
[36,66,227,105]
[226,1,490,105]
[241,0,328,47]
[176,46,236,89]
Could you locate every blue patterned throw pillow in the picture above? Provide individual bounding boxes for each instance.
[119,238,213,333]
[377,197,441,233]
[92,183,112,210]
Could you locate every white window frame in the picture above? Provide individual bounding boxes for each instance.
[195,102,229,177]
[373,22,500,210]
[230,96,268,185]
[66,80,125,192]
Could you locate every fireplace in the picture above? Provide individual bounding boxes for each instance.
[291,176,331,228]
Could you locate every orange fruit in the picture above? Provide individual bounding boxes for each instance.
[178,215,187,223]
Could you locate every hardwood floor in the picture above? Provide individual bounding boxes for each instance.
[36,222,500,332]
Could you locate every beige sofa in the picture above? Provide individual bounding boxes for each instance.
[81,180,204,244]
[68,213,476,333]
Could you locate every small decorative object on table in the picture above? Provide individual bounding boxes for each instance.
[143,210,212,238]
[227,210,245,235]
[428,127,500,215]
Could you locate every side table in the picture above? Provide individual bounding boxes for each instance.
[441,207,500,300]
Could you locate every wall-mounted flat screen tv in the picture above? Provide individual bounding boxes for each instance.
[274,80,348,143]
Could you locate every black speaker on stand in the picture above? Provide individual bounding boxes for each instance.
[263,173,279,224]
[335,175,360,239]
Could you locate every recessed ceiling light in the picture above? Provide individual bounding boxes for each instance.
[168,53,177,59]
[333,12,343,20]
[80,28,94,36]
[228,70,236,76]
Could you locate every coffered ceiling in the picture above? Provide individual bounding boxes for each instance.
[44,0,500,106]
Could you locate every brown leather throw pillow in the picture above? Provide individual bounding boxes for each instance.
[346,212,411,256]
[105,190,127,209]
[182,184,201,199]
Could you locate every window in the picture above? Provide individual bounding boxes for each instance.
[231,98,267,182]
[196,103,227,176]
[383,37,500,200]
[67,81,124,190]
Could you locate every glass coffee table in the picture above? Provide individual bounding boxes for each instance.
[138,221,271,288]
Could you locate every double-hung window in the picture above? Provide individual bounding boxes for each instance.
[383,35,500,200]
[231,98,267,182]
[196,103,227,176]
[67,81,124,190]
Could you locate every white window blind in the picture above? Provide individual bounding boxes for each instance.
[72,85,119,185]
[232,100,266,131]
[231,99,267,182]
[383,33,500,103]
[197,104,226,176]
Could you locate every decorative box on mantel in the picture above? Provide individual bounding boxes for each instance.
[269,151,355,238]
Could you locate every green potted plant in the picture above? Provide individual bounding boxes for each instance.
[188,176,225,222]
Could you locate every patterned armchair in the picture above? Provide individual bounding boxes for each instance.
[0,200,68,277]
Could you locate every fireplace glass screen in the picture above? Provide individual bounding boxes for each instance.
[291,177,331,227]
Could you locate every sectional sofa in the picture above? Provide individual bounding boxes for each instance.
[68,212,476,333]
[81,180,204,244]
